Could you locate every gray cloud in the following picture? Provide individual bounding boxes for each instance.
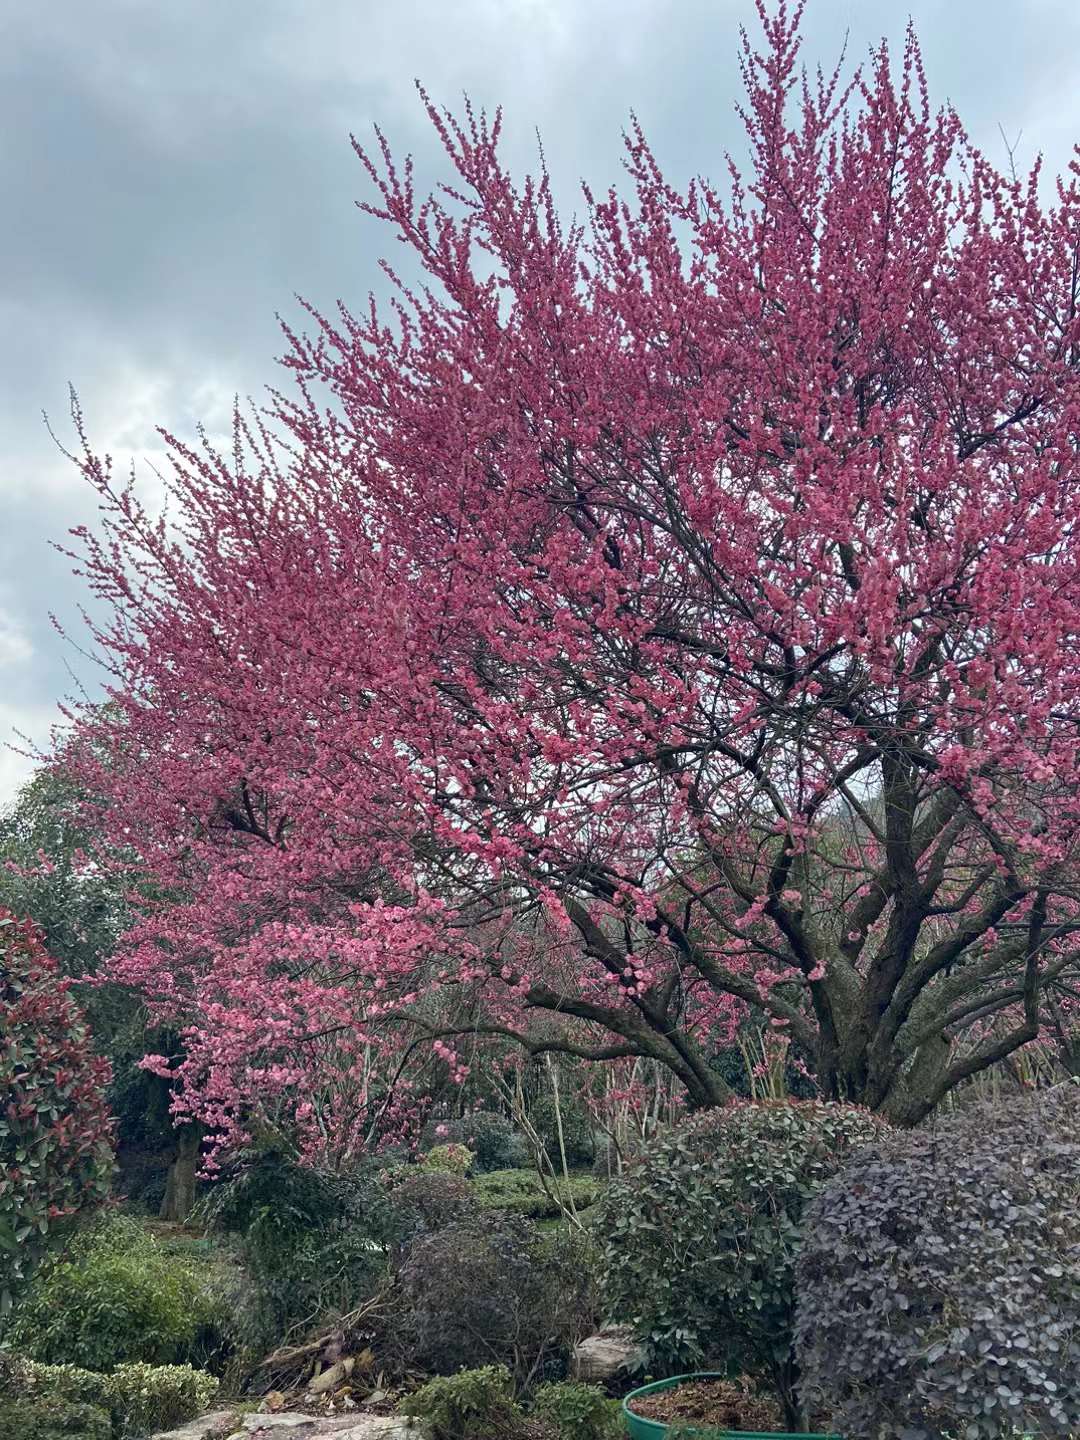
[2,0,1077,800]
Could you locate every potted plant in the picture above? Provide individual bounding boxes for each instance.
[621,1373,838,1439]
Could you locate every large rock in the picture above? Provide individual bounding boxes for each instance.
[239,1417,420,1438]
[151,1413,241,1440]
[571,1324,645,1384]
[155,1412,422,1440]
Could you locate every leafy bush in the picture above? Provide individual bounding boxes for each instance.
[0,1395,111,1440]
[197,1149,389,1350]
[7,1216,224,1372]
[530,1380,619,1439]
[424,1113,530,1172]
[594,1100,886,1425]
[0,912,114,1316]
[472,1167,600,1218]
[387,1170,476,1253]
[398,1213,596,1382]
[5,1356,218,1438]
[796,1085,1080,1440]
[0,1393,110,1440]
[420,1142,474,1176]
[399,1364,523,1439]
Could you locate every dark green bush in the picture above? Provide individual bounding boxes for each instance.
[425,1113,530,1172]
[398,1213,596,1383]
[197,1149,389,1350]
[399,1364,523,1439]
[530,1380,619,1439]
[594,1100,886,1426]
[7,1216,224,1372]
[387,1170,476,1253]
[471,1167,600,1218]
[796,1085,1080,1440]
[529,1093,595,1168]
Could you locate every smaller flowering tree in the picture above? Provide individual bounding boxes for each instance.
[0,911,114,1317]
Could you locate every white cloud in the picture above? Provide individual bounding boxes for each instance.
[0,608,32,668]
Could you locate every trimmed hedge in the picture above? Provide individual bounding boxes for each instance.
[471,1167,601,1218]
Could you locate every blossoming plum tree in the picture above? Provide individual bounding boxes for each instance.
[59,2,1080,1148]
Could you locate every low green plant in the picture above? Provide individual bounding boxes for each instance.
[7,1216,225,1372]
[7,1357,218,1438]
[530,1380,620,1439]
[0,1395,111,1440]
[471,1167,600,1218]
[104,1362,219,1437]
[399,1364,523,1439]
[420,1142,474,1176]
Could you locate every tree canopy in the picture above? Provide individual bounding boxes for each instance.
[59,3,1080,1148]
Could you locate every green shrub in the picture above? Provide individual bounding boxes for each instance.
[472,1168,600,1218]
[425,1114,530,1172]
[197,1149,389,1351]
[399,1364,523,1439]
[6,1357,218,1438]
[399,1214,596,1382]
[0,913,114,1318]
[104,1362,219,1437]
[0,1395,111,1440]
[530,1380,619,1439]
[796,1085,1080,1440]
[594,1100,886,1426]
[420,1142,474,1176]
[7,1216,224,1372]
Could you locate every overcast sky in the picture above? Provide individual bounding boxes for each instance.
[2,0,1079,804]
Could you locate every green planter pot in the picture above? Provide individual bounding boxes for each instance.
[621,1374,840,1440]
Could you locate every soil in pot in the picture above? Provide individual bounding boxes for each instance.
[627,1377,794,1433]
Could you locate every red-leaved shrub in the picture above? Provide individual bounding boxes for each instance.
[0,911,114,1316]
